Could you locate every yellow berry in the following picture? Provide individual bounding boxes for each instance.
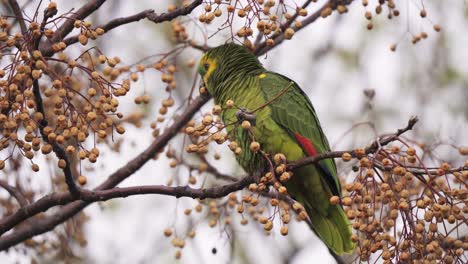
[78,175,87,185]
[250,141,260,152]
[280,226,288,235]
[284,28,295,39]
[58,159,67,169]
[341,152,352,161]
[226,99,234,108]
[329,196,340,205]
[241,120,251,130]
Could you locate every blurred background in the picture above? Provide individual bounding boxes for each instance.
[0,0,467,263]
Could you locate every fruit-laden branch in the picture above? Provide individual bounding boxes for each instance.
[42,0,203,56]
[48,0,107,44]
[288,116,419,170]
[48,9,157,53]
[0,94,211,247]
[0,0,206,241]
[255,0,330,56]
[255,0,355,56]
[32,79,81,197]
[0,115,419,250]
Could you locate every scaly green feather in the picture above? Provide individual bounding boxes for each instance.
[198,43,354,255]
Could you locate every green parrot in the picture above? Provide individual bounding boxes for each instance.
[198,43,354,255]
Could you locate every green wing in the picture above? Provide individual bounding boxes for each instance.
[259,72,354,255]
[259,71,341,196]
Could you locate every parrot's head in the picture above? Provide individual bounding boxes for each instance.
[198,43,264,97]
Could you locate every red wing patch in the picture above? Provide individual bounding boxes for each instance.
[294,133,318,156]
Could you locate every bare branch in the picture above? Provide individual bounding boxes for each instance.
[0,180,28,208]
[6,0,27,34]
[183,149,240,182]
[85,176,254,202]
[0,176,253,250]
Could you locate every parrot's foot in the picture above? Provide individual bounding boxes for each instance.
[252,170,262,184]
[235,108,256,125]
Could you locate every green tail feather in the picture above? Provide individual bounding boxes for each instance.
[306,203,355,255]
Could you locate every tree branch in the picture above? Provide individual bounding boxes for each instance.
[0,175,253,250]
[146,0,202,23]
[85,176,254,202]
[0,180,28,208]
[6,0,27,34]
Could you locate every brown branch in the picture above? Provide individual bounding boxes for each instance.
[182,40,210,52]
[185,155,240,182]
[84,176,254,202]
[7,0,27,34]
[0,180,28,208]
[32,79,81,197]
[203,161,239,182]
[183,133,240,182]
[0,192,73,235]
[0,175,253,250]
[0,112,417,244]
[58,0,204,51]
[146,0,202,23]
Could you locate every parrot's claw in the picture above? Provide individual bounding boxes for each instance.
[252,170,262,184]
[235,108,256,125]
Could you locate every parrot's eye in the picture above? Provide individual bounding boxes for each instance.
[203,63,210,70]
